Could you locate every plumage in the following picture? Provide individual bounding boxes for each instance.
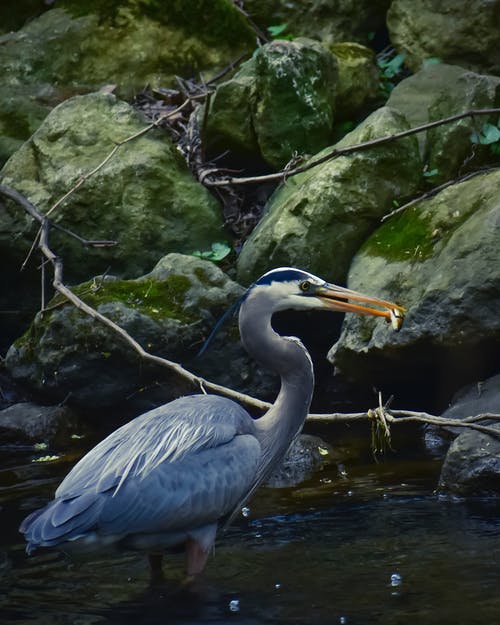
[20,267,404,576]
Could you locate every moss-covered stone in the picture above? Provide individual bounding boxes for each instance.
[387,63,500,183]
[329,169,500,388]
[242,0,391,47]
[0,3,254,164]
[329,42,380,120]
[0,92,225,283]
[387,0,500,75]
[5,254,278,414]
[237,106,422,285]
[204,38,338,169]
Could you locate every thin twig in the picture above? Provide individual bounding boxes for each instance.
[381,167,500,222]
[307,409,500,438]
[201,107,500,187]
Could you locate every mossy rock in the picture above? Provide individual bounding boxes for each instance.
[329,42,380,120]
[204,38,338,169]
[329,169,500,391]
[0,3,254,164]
[0,92,225,283]
[387,0,500,75]
[237,106,422,285]
[242,0,391,46]
[387,63,500,183]
[5,254,278,414]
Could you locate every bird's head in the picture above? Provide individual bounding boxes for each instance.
[251,267,405,329]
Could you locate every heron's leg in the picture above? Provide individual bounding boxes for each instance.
[185,538,210,577]
[148,552,164,580]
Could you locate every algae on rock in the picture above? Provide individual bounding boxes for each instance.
[0,2,254,164]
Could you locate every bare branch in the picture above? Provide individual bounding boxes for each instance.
[381,167,500,222]
[0,182,270,412]
[201,107,500,187]
[307,409,500,438]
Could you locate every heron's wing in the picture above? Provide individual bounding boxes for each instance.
[97,433,261,536]
[21,395,262,549]
[56,394,256,499]
[21,433,261,549]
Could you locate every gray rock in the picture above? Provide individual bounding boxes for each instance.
[387,0,500,75]
[5,254,277,414]
[438,428,500,497]
[205,38,338,169]
[237,106,421,285]
[266,434,333,488]
[387,63,500,182]
[329,169,500,388]
[0,402,81,444]
[425,374,500,454]
[0,92,225,285]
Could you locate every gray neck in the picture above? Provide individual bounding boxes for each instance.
[239,289,314,476]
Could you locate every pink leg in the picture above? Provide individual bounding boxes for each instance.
[185,538,210,577]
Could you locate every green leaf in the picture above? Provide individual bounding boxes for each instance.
[192,241,231,262]
[378,53,405,78]
[423,168,439,178]
[267,23,288,37]
[480,123,500,144]
[423,57,442,67]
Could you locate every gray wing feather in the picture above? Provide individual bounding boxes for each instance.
[56,395,254,498]
[22,395,262,550]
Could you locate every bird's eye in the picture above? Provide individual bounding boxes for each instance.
[300,280,311,292]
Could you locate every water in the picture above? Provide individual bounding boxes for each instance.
[1,432,499,625]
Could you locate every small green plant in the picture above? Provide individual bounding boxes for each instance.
[470,119,500,155]
[423,167,439,179]
[192,241,231,262]
[267,23,294,40]
[377,51,406,96]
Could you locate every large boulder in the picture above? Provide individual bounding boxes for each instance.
[387,0,500,76]
[0,3,254,164]
[329,170,500,395]
[237,106,422,285]
[5,254,277,415]
[387,63,500,182]
[0,92,225,284]
[437,428,500,497]
[204,38,339,169]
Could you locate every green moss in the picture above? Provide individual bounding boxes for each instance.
[362,206,435,262]
[51,274,195,323]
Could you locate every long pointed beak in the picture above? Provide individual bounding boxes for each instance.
[316,283,406,330]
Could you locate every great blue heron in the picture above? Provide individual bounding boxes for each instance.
[20,267,404,577]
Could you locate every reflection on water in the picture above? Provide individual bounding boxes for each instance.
[1,436,499,625]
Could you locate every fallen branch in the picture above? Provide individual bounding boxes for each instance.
[200,107,500,187]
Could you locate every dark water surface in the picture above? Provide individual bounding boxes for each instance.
[1,431,499,625]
